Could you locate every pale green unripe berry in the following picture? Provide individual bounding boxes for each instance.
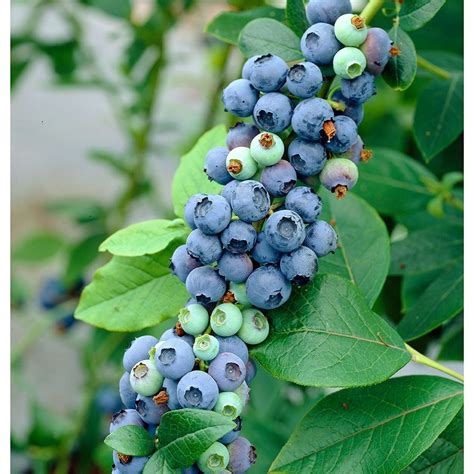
[226,147,258,180]
[335,14,368,47]
[198,442,230,473]
[238,308,270,345]
[211,303,243,337]
[333,47,367,79]
[234,381,250,406]
[178,304,209,336]
[229,282,251,307]
[213,391,244,419]
[250,132,284,167]
[193,334,220,361]
[129,359,163,396]
[351,0,369,13]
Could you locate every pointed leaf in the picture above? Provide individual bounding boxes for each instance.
[105,425,155,456]
[399,0,446,31]
[12,232,64,263]
[144,452,179,474]
[286,0,309,37]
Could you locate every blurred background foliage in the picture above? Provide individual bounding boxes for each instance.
[11,0,463,473]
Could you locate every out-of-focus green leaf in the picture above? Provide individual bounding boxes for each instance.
[39,40,78,79]
[45,198,106,225]
[12,232,64,263]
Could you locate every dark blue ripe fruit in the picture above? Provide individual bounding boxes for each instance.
[251,232,282,264]
[332,90,364,125]
[340,72,376,105]
[291,98,334,141]
[221,179,239,205]
[112,451,150,474]
[304,220,338,257]
[177,370,219,410]
[184,193,205,230]
[154,338,196,380]
[301,23,342,66]
[135,394,170,425]
[226,122,260,150]
[186,267,227,304]
[170,244,202,283]
[285,186,322,223]
[286,62,323,99]
[123,335,158,372]
[249,54,289,92]
[232,180,271,223]
[215,335,249,364]
[280,246,318,286]
[288,137,327,176]
[306,0,352,25]
[227,437,257,473]
[204,147,232,185]
[218,252,254,283]
[186,229,222,265]
[119,372,137,409]
[260,160,297,197]
[264,210,305,252]
[208,352,247,391]
[325,116,358,154]
[253,93,293,133]
[193,194,231,235]
[220,220,257,254]
[222,79,259,117]
[109,409,145,433]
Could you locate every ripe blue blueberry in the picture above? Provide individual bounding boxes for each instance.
[109,409,145,433]
[129,359,163,396]
[184,193,206,230]
[159,327,194,347]
[291,98,334,141]
[361,27,392,75]
[177,370,219,410]
[197,442,229,473]
[182,465,201,474]
[219,417,242,445]
[170,244,202,283]
[227,437,257,473]
[253,93,293,133]
[242,55,258,80]
[211,303,243,336]
[334,14,368,47]
[186,229,222,265]
[112,451,150,474]
[232,180,270,223]
[213,392,244,418]
[325,116,358,154]
[306,0,352,25]
[340,72,376,104]
[178,304,209,336]
[96,387,122,415]
[250,132,284,167]
[288,137,327,176]
[204,147,232,185]
[333,47,367,79]
[123,335,158,372]
[154,338,195,380]
[332,90,364,125]
[285,186,322,223]
[246,265,292,310]
[280,246,318,286]
[261,160,297,197]
[208,352,247,391]
[226,122,259,150]
[301,23,342,66]
[220,220,257,254]
[220,179,240,206]
[319,157,359,198]
[119,372,137,409]
[135,394,170,425]
[222,79,259,117]
[226,146,258,180]
[218,252,254,283]
[229,282,251,307]
[238,308,270,345]
[193,334,220,361]
[251,231,282,264]
[38,278,67,309]
[339,135,372,163]
[245,358,257,384]
[264,210,305,252]
[186,267,227,304]
[160,378,181,410]
[304,220,338,256]
[215,335,249,364]
[248,54,289,92]
[194,194,231,235]
[286,62,323,98]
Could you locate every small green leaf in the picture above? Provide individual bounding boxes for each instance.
[105,425,155,456]
[286,0,309,37]
[172,126,226,219]
[89,150,132,175]
[80,0,131,18]
[144,451,179,474]
[383,26,417,91]
[45,198,106,224]
[270,376,463,473]
[399,0,446,31]
[253,274,410,388]
[12,232,64,263]
[99,219,188,257]
[238,18,303,62]
[414,76,463,162]
[438,315,463,361]
[319,190,390,307]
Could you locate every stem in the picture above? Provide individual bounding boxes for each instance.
[417,55,452,80]
[360,0,386,24]
[405,344,464,382]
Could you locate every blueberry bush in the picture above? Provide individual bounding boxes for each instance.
[12,0,463,472]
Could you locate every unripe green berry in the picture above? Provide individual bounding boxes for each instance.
[334,14,368,47]
[226,147,258,180]
[237,308,270,345]
[250,132,284,167]
[213,391,244,419]
[319,157,359,199]
[178,304,209,336]
[193,334,220,361]
[234,381,250,407]
[129,359,163,396]
[333,47,367,79]
[229,282,251,307]
[211,303,243,337]
[197,442,230,473]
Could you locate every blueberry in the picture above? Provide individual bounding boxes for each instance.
[306,0,351,25]
[162,378,181,410]
[177,370,219,410]
[197,442,229,473]
[325,116,358,154]
[280,246,318,286]
[251,232,282,264]
[159,327,195,347]
[204,147,232,185]
[215,335,249,364]
[334,14,368,47]
[261,160,297,197]
[253,93,293,133]
[232,180,270,223]
[288,137,327,176]
[285,187,322,223]
[112,451,150,474]
[38,278,67,309]
[129,359,163,396]
[109,409,145,433]
[147,423,158,437]
[170,245,202,283]
[332,90,364,125]
[245,359,257,384]
[123,335,158,372]
[333,47,367,79]
[219,417,242,445]
[178,304,209,336]
[194,195,232,235]
[218,252,254,283]
[319,157,359,198]
[238,308,270,344]
[227,437,257,473]
[184,193,206,230]
[301,23,342,66]
[361,27,392,75]
[119,372,137,409]
[339,135,372,163]
[291,98,334,141]
[340,72,376,104]
[264,210,305,252]
[242,55,259,80]
[182,465,201,474]
[193,334,220,361]
[228,282,252,307]
[220,180,240,206]
[220,220,257,254]
[222,79,259,117]
[186,229,222,265]
[208,352,247,391]
[211,303,243,337]
[96,387,122,414]
[213,392,244,419]
[226,147,258,180]
[304,220,338,256]
[186,267,227,304]
[154,338,195,380]
[248,54,289,92]
[135,394,170,425]
[250,132,284,167]
[226,122,259,150]
[246,266,292,310]
[286,62,323,98]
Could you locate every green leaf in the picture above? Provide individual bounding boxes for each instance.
[319,190,390,308]
[99,219,188,257]
[205,7,285,45]
[238,18,303,62]
[252,274,410,388]
[402,408,463,473]
[39,40,78,79]
[270,376,464,473]
[45,198,106,224]
[398,261,463,340]
[417,50,463,74]
[414,76,463,162]
[144,451,179,474]
[89,150,132,175]
[401,269,439,312]
[383,26,417,91]
[399,0,446,31]
[438,315,463,361]
[353,148,436,215]
[80,0,131,18]
[172,126,226,219]
[104,425,155,456]
[286,0,309,37]
[12,232,64,263]
[75,248,189,331]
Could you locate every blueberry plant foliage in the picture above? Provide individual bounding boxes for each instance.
[74,0,463,472]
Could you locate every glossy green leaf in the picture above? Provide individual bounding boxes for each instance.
[354,148,436,215]
[104,425,155,456]
[238,18,303,62]
[414,76,463,162]
[286,0,309,37]
[438,315,463,361]
[399,0,446,31]
[99,219,188,257]
[12,232,64,263]
[172,126,226,219]
[319,190,390,307]
[417,51,463,75]
[270,376,463,473]
[401,270,439,312]
[383,26,417,91]
[144,451,179,474]
[253,274,410,388]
